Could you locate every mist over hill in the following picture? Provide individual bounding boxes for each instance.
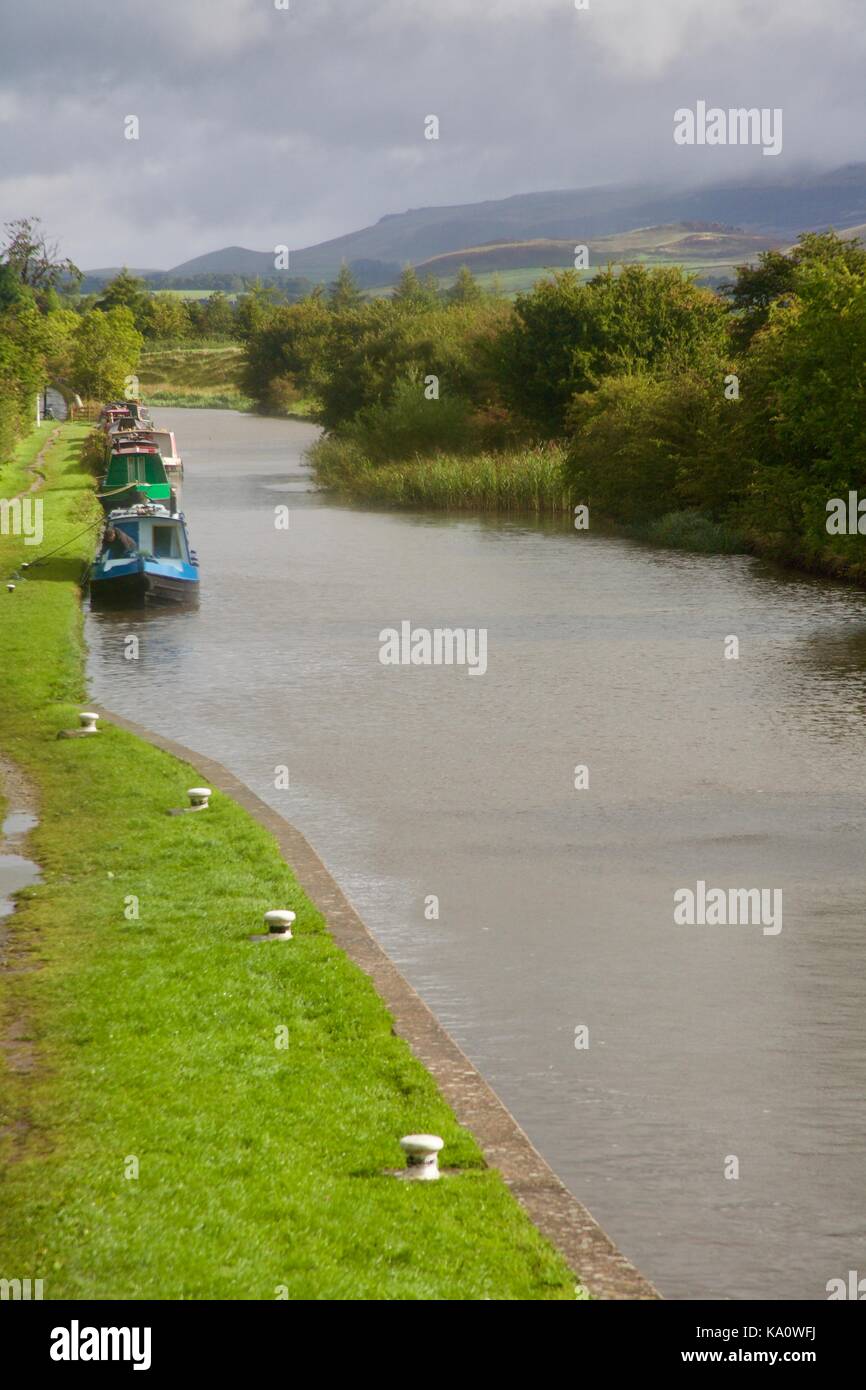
[85,164,866,286]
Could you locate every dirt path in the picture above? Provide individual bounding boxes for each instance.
[14,424,60,499]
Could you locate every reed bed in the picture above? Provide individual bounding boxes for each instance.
[311,437,574,515]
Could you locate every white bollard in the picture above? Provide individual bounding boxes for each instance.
[79,712,99,734]
[263,910,296,939]
[399,1134,444,1180]
[6,583,15,593]
[187,787,212,810]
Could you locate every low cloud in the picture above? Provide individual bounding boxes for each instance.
[0,0,863,267]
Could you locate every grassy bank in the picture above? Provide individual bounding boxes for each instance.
[140,343,317,418]
[309,436,756,560]
[311,436,574,515]
[138,344,252,410]
[0,424,578,1300]
[0,420,56,495]
[312,432,866,576]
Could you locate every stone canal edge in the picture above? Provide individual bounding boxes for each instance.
[92,703,660,1301]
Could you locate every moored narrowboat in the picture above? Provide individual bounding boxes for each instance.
[98,446,178,513]
[90,504,200,606]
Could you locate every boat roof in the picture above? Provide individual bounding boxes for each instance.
[107,503,177,521]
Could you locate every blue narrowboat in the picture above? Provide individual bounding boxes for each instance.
[90,503,200,606]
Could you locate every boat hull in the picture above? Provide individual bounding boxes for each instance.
[89,557,199,607]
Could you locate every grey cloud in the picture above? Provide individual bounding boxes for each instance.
[0,0,863,267]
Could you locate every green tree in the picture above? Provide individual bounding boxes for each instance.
[144,293,192,340]
[328,263,363,311]
[566,366,742,525]
[734,254,866,523]
[491,265,728,434]
[724,230,866,349]
[235,280,280,339]
[97,268,150,326]
[0,261,32,312]
[1,217,81,300]
[392,264,439,310]
[448,266,483,304]
[199,291,236,338]
[240,294,333,410]
[70,307,143,399]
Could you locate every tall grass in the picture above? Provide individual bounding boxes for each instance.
[311,435,573,514]
[636,509,749,554]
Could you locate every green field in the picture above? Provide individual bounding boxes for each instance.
[0,425,579,1300]
[151,289,240,302]
[138,343,251,409]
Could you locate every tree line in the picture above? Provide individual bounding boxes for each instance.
[240,235,866,579]
[0,218,145,463]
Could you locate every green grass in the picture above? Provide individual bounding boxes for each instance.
[144,388,252,410]
[138,345,253,410]
[151,291,240,301]
[139,343,317,415]
[0,421,56,494]
[0,425,578,1300]
[311,436,574,515]
[636,509,749,554]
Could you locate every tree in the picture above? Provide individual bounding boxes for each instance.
[448,266,483,304]
[39,307,79,385]
[1,217,81,299]
[240,295,333,409]
[0,308,47,458]
[198,291,236,338]
[70,307,143,399]
[736,256,866,488]
[566,367,743,525]
[392,264,439,310]
[235,280,280,339]
[97,268,150,326]
[724,230,866,349]
[144,293,192,340]
[0,261,32,312]
[328,263,363,311]
[491,265,728,434]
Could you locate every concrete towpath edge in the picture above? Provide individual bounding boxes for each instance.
[91,702,661,1301]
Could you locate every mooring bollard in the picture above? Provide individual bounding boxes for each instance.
[251,910,296,943]
[79,712,99,734]
[187,787,211,811]
[399,1134,444,1181]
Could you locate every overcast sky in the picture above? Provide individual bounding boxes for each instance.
[0,0,862,268]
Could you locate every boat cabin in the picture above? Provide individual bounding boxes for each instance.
[149,429,182,474]
[109,428,182,476]
[104,507,194,565]
[101,449,173,507]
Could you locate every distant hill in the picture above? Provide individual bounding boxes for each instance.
[412,224,784,278]
[167,245,285,277]
[83,266,161,279]
[84,164,866,286]
[284,163,866,280]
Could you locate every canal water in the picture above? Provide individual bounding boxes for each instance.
[86,407,866,1300]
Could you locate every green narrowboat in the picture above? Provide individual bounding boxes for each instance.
[98,447,177,514]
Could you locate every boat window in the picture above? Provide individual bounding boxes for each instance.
[153,525,181,558]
